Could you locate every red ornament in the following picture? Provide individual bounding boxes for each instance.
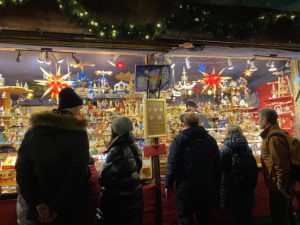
[203,73,222,89]
[116,61,125,70]
[198,67,230,95]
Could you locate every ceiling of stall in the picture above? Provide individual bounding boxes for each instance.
[0,43,292,92]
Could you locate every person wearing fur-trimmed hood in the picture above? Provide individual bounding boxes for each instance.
[16,87,90,225]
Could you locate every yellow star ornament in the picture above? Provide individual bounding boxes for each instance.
[35,67,73,102]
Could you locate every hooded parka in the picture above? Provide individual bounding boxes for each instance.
[16,110,90,223]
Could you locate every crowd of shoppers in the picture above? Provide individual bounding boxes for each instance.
[14,92,300,225]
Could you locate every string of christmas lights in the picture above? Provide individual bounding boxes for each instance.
[0,0,299,40]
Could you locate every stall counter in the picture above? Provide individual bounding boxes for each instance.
[0,172,269,225]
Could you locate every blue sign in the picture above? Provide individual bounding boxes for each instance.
[135,65,170,92]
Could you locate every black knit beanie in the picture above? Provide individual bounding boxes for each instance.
[186,100,197,109]
[58,87,83,110]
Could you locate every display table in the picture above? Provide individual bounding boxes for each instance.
[0,172,269,225]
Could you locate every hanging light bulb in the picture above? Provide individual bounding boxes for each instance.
[72,53,80,64]
[165,57,175,68]
[53,52,63,64]
[227,58,234,70]
[266,60,272,67]
[188,89,192,95]
[16,50,22,62]
[268,61,277,72]
[249,59,258,72]
[37,51,46,64]
[107,54,119,67]
[185,57,191,69]
[45,52,51,65]
[285,59,291,68]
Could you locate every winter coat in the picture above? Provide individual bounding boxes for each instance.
[260,124,290,192]
[16,110,90,223]
[219,135,258,211]
[165,126,221,194]
[97,133,143,225]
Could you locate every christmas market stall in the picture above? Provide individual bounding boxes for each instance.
[0,43,299,225]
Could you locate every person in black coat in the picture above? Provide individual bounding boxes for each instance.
[165,113,221,225]
[16,87,90,225]
[96,116,143,225]
[219,124,258,225]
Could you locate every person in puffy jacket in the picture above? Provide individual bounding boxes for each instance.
[16,87,90,225]
[219,124,258,225]
[165,113,221,225]
[96,116,143,225]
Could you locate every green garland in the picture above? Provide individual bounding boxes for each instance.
[1,0,300,41]
[0,0,26,6]
[56,0,179,40]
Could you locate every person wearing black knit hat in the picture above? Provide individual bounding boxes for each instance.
[181,100,212,128]
[57,87,83,117]
[16,87,90,225]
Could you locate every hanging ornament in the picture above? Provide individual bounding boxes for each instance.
[35,67,72,102]
[174,68,196,96]
[198,64,206,72]
[70,61,95,71]
[198,67,231,95]
[243,69,252,77]
[72,73,94,98]
[116,61,125,70]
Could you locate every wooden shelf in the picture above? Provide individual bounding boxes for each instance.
[0,115,30,119]
[224,86,248,93]
[264,96,293,103]
[0,86,33,94]
[219,107,255,113]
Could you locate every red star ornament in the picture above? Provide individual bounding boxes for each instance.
[198,67,231,95]
[35,66,73,102]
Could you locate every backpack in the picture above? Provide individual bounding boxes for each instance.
[230,138,258,189]
[267,131,300,181]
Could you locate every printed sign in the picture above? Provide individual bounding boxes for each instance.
[135,65,170,92]
[143,99,168,138]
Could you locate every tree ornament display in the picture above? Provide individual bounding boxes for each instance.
[35,67,72,102]
[71,72,94,97]
[198,67,230,95]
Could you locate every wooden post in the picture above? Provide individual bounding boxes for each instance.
[146,53,163,225]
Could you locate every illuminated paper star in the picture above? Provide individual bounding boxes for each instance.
[243,69,252,77]
[35,67,73,102]
[198,67,231,95]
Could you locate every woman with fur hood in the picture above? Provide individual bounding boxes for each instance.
[16,87,90,225]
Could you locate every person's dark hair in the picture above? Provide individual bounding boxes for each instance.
[179,114,185,123]
[258,108,278,125]
[184,113,199,127]
[186,100,197,109]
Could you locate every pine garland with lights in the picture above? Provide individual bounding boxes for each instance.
[0,0,26,6]
[0,0,300,41]
[56,0,175,40]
